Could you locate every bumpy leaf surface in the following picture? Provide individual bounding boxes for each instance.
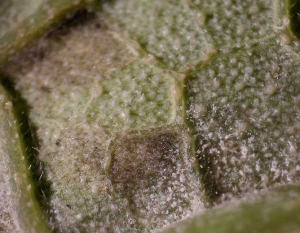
[0,0,300,232]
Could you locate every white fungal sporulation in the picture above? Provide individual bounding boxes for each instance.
[110,127,206,231]
[186,40,300,201]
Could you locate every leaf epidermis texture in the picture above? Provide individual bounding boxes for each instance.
[0,0,300,232]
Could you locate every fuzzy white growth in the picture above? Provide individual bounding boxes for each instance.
[187,41,300,201]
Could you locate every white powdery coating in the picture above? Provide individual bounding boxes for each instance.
[110,127,206,231]
[103,0,212,71]
[187,40,300,200]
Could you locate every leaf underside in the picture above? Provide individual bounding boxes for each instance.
[0,0,300,232]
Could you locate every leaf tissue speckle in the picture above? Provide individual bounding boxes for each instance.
[0,0,300,232]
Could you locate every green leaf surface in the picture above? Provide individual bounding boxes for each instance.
[102,0,215,71]
[159,184,300,233]
[0,0,95,65]
[0,84,50,232]
[2,10,208,232]
[192,0,278,49]
[0,0,300,232]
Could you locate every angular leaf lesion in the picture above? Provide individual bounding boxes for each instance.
[109,126,207,230]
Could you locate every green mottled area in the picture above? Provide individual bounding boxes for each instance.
[103,0,214,71]
[87,63,179,131]
[192,0,277,49]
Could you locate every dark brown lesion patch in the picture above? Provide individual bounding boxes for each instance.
[108,128,196,228]
[110,130,180,199]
